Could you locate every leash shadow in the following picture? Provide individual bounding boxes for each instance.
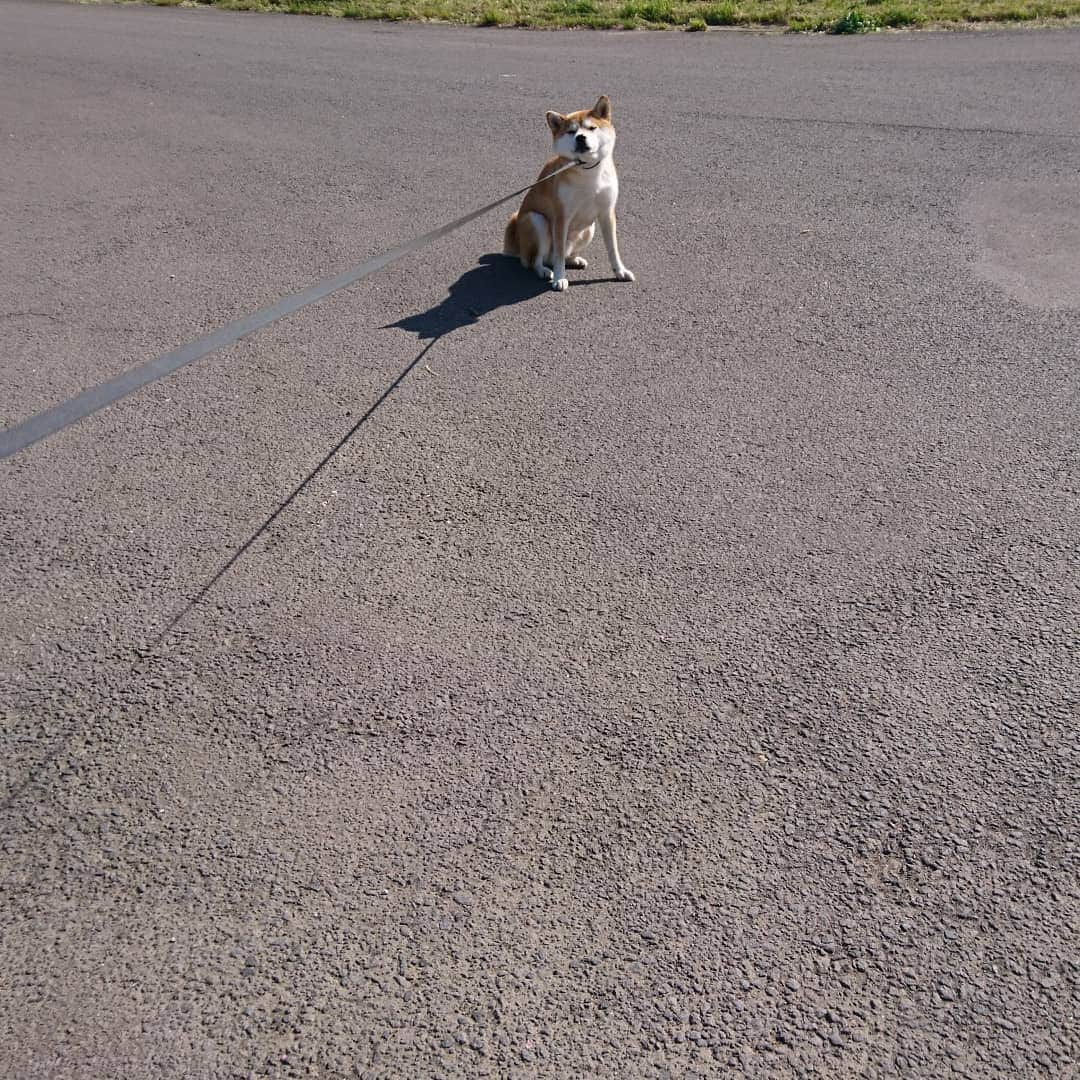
[156,254,619,642]
[158,257,524,640]
[154,335,441,645]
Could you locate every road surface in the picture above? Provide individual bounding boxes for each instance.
[1,2,1077,1076]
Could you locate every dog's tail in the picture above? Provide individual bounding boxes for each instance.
[503,213,519,256]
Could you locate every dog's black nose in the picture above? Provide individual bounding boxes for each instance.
[575,134,588,149]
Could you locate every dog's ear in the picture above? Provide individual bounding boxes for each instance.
[545,110,566,135]
[590,95,612,121]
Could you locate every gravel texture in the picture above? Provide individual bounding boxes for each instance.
[1,4,1078,1077]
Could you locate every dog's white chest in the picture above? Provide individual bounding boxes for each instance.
[568,168,618,230]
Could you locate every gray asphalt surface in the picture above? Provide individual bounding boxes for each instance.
[2,3,1078,1077]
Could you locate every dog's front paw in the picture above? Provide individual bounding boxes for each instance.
[535,266,554,282]
[615,267,635,282]
[551,276,569,292]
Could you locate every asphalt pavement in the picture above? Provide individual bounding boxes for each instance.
[1,2,1078,1076]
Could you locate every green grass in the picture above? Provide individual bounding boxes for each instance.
[620,0,678,19]
[109,0,1080,30]
[700,2,739,20]
[830,5,877,28]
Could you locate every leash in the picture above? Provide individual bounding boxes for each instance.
[0,160,582,461]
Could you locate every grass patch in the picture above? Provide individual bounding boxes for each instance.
[756,1,793,20]
[831,4,877,27]
[121,0,1080,29]
[878,3,925,22]
[546,0,598,12]
[701,1,740,20]
[620,0,678,20]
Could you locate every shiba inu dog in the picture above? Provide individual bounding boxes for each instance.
[504,95,634,292]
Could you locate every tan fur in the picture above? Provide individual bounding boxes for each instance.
[504,156,589,264]
[504,96,634,292]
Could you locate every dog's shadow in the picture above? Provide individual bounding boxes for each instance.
[385,252,615,339]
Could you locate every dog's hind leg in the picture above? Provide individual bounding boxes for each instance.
[526,212,554,282]
[503,213,520,257]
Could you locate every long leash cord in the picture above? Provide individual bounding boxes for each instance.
[0,161,580,460]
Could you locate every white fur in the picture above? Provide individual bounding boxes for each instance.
[526,211,553,280]
[549,159,633,290]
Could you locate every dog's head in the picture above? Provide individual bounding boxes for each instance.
[546,95,616,167]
